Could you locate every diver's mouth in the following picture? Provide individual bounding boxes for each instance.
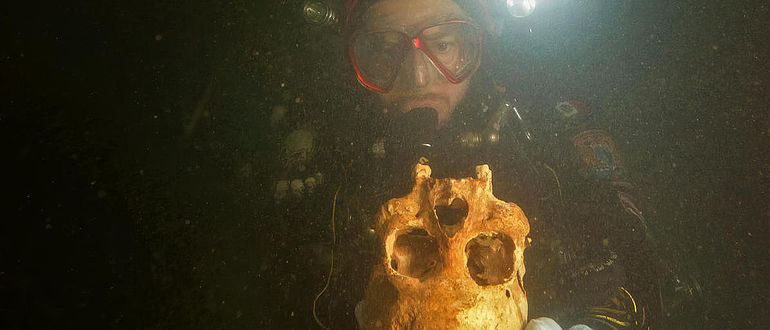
[401,96,448,115]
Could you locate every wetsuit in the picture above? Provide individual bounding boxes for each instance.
[270,82,661,329]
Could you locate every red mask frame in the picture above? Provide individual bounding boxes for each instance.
[349,20,483,93]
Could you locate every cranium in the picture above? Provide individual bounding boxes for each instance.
[357,163,530,329]
[282,127,314,172]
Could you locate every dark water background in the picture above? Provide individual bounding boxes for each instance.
[1,0,768,328]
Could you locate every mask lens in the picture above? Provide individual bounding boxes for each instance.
[351,21,482,91]
[352,31,409,91]
[420,22,481,82]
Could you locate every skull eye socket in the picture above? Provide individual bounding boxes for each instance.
[434,197,468,237]
[390,228,442,279]
[465,233,515,286]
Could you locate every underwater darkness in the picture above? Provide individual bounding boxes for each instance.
[1,0,768,329]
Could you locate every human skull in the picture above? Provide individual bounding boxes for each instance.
[357,163,530,329]
[282,127,314,172]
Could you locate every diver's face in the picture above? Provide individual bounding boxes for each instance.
[360,0,474,126]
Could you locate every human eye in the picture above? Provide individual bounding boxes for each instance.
[435,39,455,52]
[428,35,457,55]
[359,34,398,56]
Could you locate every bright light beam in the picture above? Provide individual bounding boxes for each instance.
[506,0,537,18]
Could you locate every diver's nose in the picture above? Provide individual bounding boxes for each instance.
[405,48,433,88]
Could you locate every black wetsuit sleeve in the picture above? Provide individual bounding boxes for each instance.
[553,128,661,329]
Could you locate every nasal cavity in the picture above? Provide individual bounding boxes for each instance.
[465,233,515,286]
[435,198,468,237]
[390,228,441,279]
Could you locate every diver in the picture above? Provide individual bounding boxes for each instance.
[271,0,698,328]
